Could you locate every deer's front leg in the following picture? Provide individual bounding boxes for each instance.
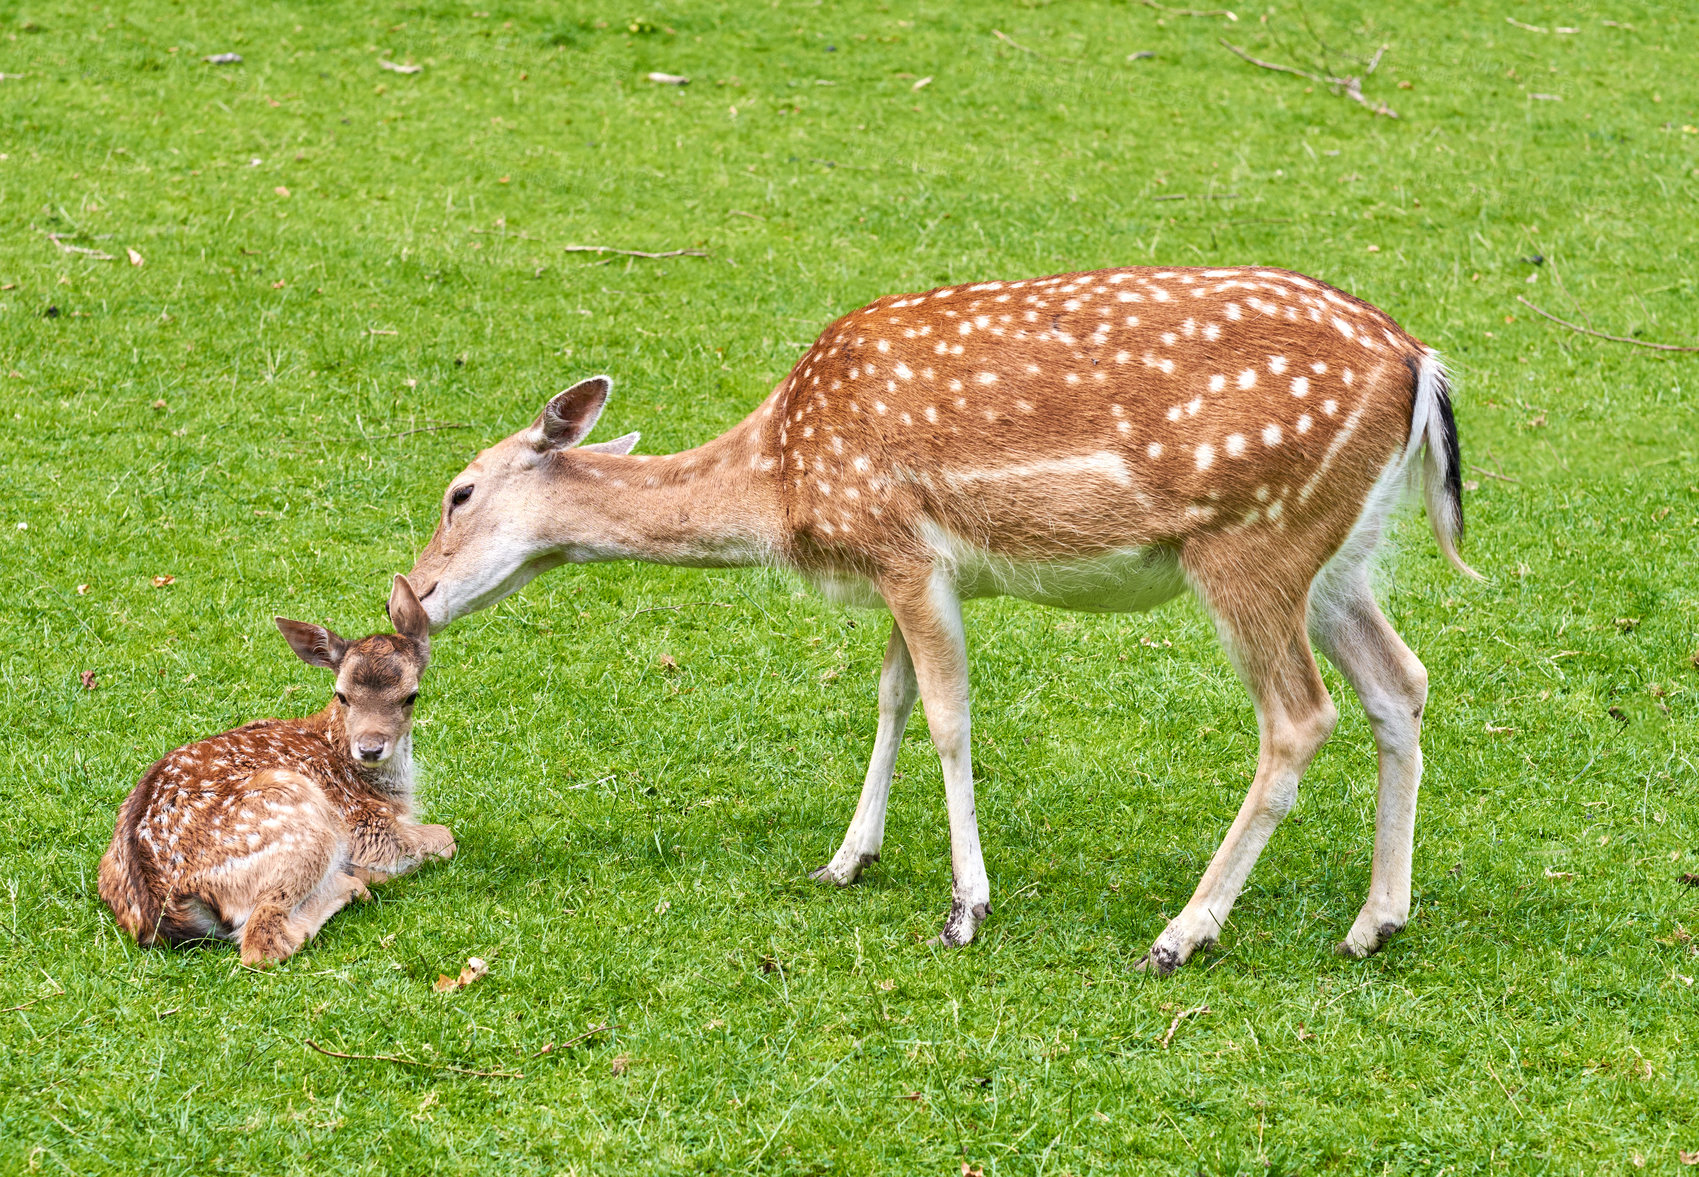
[883,571,989,947]
[347,819,456,882]
[811,623,918,886]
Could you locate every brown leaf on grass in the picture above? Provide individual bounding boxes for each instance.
[151,575,175,587]
[433,956,489,993]
[76,584,89,595]
[79,670,96,691]
[610,1055,630,1075]
[1679,874,1699,887]
[379,59,423,74]
[1682,1151,1699,1166]
[127,248,143,266]
[962,1163,985,1177]
[759,955,779,974]
[657,653,679,673]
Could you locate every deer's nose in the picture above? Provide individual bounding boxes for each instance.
[356,739,387,762]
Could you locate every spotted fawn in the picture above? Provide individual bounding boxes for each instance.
[98,575,454,967]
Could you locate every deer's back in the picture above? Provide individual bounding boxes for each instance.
[769,266,1426,578]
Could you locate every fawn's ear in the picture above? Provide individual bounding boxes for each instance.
[275,618,349,670]
[529,375,612,450]
[386,574,431,650]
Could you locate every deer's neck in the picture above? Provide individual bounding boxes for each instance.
[549,412,784,569]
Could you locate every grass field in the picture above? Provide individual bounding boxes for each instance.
[3,0,1699,1172]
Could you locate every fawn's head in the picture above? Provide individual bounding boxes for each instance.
[275,575,432,766]
[407,375,639,630]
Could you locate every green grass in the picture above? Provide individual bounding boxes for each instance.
[3,0,1698,1171]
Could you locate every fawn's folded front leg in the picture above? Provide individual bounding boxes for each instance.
[882,569,988,948]
[347,820,456,880]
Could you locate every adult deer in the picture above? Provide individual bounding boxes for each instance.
[408,266,1475,972]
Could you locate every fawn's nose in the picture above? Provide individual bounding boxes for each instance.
[356,738,387,762]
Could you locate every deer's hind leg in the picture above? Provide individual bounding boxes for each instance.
[812,622,918,886]
[1308,566,1428,959]
[1140,538,1340,975]
[189,769,357,967]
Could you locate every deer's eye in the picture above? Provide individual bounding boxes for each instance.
[404,692,419,706]
[450,484,474,508]
[335,691,349,705]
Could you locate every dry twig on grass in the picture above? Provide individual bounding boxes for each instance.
[1159,1003,1211,1049]
[304,1039,524,1079]
[47,233,116,260]
[1516,297,1699,353]
[1220,39,1396,117]
[1141,0,1238,18]
[562,245,707,260]
[532,1023,612,1056]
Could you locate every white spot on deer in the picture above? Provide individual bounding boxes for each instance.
[1209,373,1226,393]
[1186,397,1202,416]
[1262,422,1283,447]
[1167,405,1182,422]
[894,362,913,380]
[1161,332,1178,346]
[1268,355,1288,375]
[1066,373,1081,385]
[977,371,998,385]
[1147,442,1163,458]
[1311,361,1327,374]
[1341,368,1355,386]
[1238,369,1257,390]
[1149,288,1171,302]
[1296,414,1313,434]
[1225,433,1247,458]
[1125,316,1141,328]
[1290,376,1310,397]
[899,411,912,425]
[924,405,938,423]
[950,344,965,355]
[958,321,973,336]
[802,426,814,439]
[1195,443,1216,470]
[1323,399,1338,416]
[1333,317,1354,339]
[853,456,870,473]
[1202,323,1221,341]
[1064,299,1082,312]
[933,288,956,299]
[1224,303,1242,320]
[874,401,888,415]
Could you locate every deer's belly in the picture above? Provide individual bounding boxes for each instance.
[806,531,1186,614]
[944,538,1186,613]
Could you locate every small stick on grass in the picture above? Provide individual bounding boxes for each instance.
[1468,465,1521,484]
[626,601,733,620]
[1141,0,1238,18]
[532,1023,612,1057]
[371,422,470,440]
[1219,39,1397,117]
[1159,1003,1211,1049]
[1516,297,1699,353]
[991,29,1040,55]
[562,245,707,260]
[304,1038,524,1079]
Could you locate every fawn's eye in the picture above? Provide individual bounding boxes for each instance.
[450,484,474,508]
[404,692,419,706]
[335,691,348,705]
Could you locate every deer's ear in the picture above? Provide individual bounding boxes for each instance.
[386,574,431,651]
[579,430,640,455]
[530,375,612,450]
[275,618,348,670]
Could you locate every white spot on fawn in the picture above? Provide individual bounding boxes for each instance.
[1195,443,1216,470]
[1290,376,1309,397]
[1262,422,1283,447]
[1297,414,1313,434]
[1225,433,1247,457]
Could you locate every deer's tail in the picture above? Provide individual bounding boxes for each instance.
[1409,350,1482,580]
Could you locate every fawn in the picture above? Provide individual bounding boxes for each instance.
[406,265,1474,971]
[98,575,454,967]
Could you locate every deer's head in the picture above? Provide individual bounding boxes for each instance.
[406,375,639,630]
[276,575,432,765]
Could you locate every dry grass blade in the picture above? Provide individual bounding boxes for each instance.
[533,1023,612,1057]
[303,1039,523,1079]
[1516,297,1699,352]
[1219,40,1397,117]
[1160,1003,1211,1049]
